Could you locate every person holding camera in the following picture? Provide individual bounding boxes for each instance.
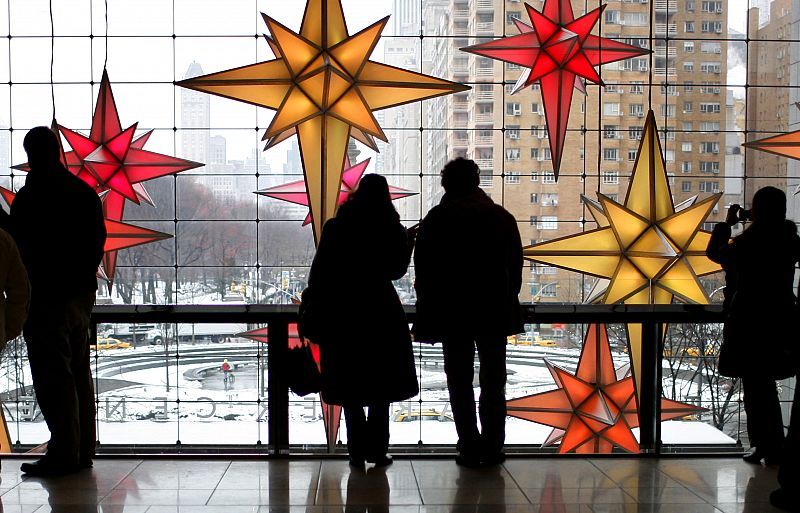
[706,186,800,468]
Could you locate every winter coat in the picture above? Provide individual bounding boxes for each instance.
[0,227,30,350]
[413,188,523,341]
[10,163,106,300]
[707,220,800,378]
[307,205,418,406]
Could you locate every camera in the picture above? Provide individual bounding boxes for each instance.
[737,208,751,222]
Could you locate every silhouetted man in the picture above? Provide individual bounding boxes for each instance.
[414,158,522,467]
[10,126,106,476]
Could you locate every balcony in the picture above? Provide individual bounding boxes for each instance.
[474,157,494,171]
[474,112,494,123]
[474,135,494,145]
[474,66,495,77]
[471,0,494,11]
[654,0,678,12]
[655,23,677,36]
[654,66,678,76]
[475,89,495,101]
[474,21,494,33]
[453,8,469,20]
[655,46,677,57]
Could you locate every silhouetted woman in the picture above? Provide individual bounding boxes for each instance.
[307,174,418,468]
[707,186,800,465]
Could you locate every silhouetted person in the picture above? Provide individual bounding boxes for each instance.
[772,377,799,511]
[10,126,106,476]
[414,158,523,467]
[707,186,800,466]
[0,227,29,348]
[307,174,418,468]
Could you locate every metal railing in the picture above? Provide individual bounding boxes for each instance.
[82,303,730,454]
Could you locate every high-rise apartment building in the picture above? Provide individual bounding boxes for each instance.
[419,0,728,304]
[181,61,211,166]
[746,0,793,203]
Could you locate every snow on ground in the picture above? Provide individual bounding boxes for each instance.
[2,342,735,448]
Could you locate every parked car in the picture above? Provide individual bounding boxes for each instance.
[91,337,132,351]
[392,409,454,422]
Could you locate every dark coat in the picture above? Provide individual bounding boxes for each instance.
[413,188,523,341]
[707,220,800,378]
[307,205,418,406]
[10,163,106,300]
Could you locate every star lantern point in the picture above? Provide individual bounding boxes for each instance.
[462,0,649,178]
[177,0,468,243]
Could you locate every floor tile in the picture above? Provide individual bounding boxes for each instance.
[100,488,214,506]
[420,487,531,505]
[207,488,317,506]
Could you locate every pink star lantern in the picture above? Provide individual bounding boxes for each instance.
[462,0,650,178]
[507,324,703,453]
[254,158,416,226]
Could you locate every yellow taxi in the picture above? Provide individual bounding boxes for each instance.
[392,409,454,423]
[91,337,132,350]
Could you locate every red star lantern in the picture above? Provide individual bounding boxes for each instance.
[56,70,202,203]
[12,72,200,285]
[507,324,703,453]
[0,186,171,283]
[255,158,416,226]
[237,324,342,451]
[462,0,649,178]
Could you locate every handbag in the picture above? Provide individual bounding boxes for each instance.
[297,286,323,343]
[285,342,321,396]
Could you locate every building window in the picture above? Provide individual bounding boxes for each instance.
[530,215,538,226]
[530,171,539,182]
[681,161,692,173]
[604,125,620,139]
[683,102,693,113]
[685,21,695,32]
[701,1,723,12]
[602,171,620,184]
[700,161,720,173]
[506,125,520,139]
[603,149,619,162]
[700,102,721,113]
[628,149,638,161]
[531,102,542,114]
[539,216,558,230]
[506,102,521,116]
[699,181,720,192]
[682,142,693,152]
[505,171,521,183]
[683,61,694,72]
[506,11,522,24]
[505,148,521,161]
[530,193,538,204]
[628,126,643,139]
[684,81,694,92]
[661,104,676,117]
[531,148,539,160]
[701,21,723,33]
[541,193,559,206]
[603,103,621,116]
[684,42,694,53]
[542,171,556,183]
[630,82,644,95]
[682,181,692,192]
[699,142,720,154]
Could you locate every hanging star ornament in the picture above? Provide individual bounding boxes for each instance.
[255,158,416,226]
[507,324,703,454]
[462,0,649,178]
[523,111,722,397]
[11,72,200,285]
[177,0,468,242]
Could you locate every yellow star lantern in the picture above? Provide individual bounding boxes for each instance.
[524,110,722,396]
[177,0,468,242]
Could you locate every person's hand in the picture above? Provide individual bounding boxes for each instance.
[726,204,741,226]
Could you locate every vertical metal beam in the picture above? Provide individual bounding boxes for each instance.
[268,318,290,455]
[638,321,663,454]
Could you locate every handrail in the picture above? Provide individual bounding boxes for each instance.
[90,303,726,324]
[87,303,728,455]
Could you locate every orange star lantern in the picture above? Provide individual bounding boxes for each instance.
[523,111,722,398]
[177,0,468,242]
[744,130,800,160]
[507,324,703,453]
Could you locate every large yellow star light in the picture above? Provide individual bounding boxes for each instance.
[177,0,468,242]
[524,110,722,397]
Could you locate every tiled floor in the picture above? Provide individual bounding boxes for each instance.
[0,456,789,512]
